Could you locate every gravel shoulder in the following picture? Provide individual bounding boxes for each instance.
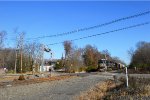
[0,74,113,100]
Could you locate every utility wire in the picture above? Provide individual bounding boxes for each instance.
[28,11,150,40]
[46,22,149,46]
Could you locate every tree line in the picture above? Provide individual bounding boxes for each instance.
[129,41,150,70]
[56,40,125,72]
[0,31,43,73]
[0,30,126,73]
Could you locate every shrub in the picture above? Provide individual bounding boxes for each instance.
[55,60,64,70]
[6,70,13,73]
[78,67,86,72]
[86,66,98,72]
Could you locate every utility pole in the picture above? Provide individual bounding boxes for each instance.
[20,37,23,73]
[41,44,45,73]
[105,54,107,71]
[19,33,24,74]
[32,59,36,75]
[31,44,35,75]
[14,49,18,74]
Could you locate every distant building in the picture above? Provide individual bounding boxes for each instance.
[39,59,58,72]
[40,65,55,72]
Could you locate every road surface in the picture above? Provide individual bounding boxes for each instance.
[0,73,113,100]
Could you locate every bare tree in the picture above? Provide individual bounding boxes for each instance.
[24,42,43,73]
[0,47,16,70]
[16,32,25,73]
[63,41,72,59]
[101,49,111,60]
[69,47,84,72]
[128,48,135,58]
[0,31,6,49]
[112,56,125,65]
[0,31,7,69]
[63,41,72,72]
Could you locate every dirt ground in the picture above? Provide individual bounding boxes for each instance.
[0,74,113,100]
[0,74,75,88]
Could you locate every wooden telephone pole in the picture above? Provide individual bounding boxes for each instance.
[19,33,24,73]
[14,48,18,74]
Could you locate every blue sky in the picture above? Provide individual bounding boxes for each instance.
[0,1,150,64]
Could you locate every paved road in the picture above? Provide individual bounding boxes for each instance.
[0,73,113,100]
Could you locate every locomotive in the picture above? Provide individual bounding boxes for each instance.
[98,59,124,71]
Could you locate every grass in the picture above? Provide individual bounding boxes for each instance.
[123,68,150,74]
[76,76,150,100]
[75,79,123,100]
[105,76,150,100]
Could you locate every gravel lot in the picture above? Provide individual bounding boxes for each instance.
[0,74,113,100]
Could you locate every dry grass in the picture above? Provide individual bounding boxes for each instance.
[75,79,123,100]
[105,77,150,100]
[76,76,150,100]
[0,75,75,88]
[12,75,76,86]
[0,76,19,82]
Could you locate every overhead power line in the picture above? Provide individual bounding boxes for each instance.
[46,22,149,46]
[28,11,150,40]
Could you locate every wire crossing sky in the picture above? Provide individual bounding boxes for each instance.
[27,11,150,40]
[0,1,150,64]
[46,22,149,46]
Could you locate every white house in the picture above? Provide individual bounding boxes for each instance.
[39,64,55,72]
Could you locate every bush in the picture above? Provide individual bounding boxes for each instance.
[86,66,98,72]
[55,60,64,70]
[18,75,25,80]
[78,67,86,72]
[7,70,15,74]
